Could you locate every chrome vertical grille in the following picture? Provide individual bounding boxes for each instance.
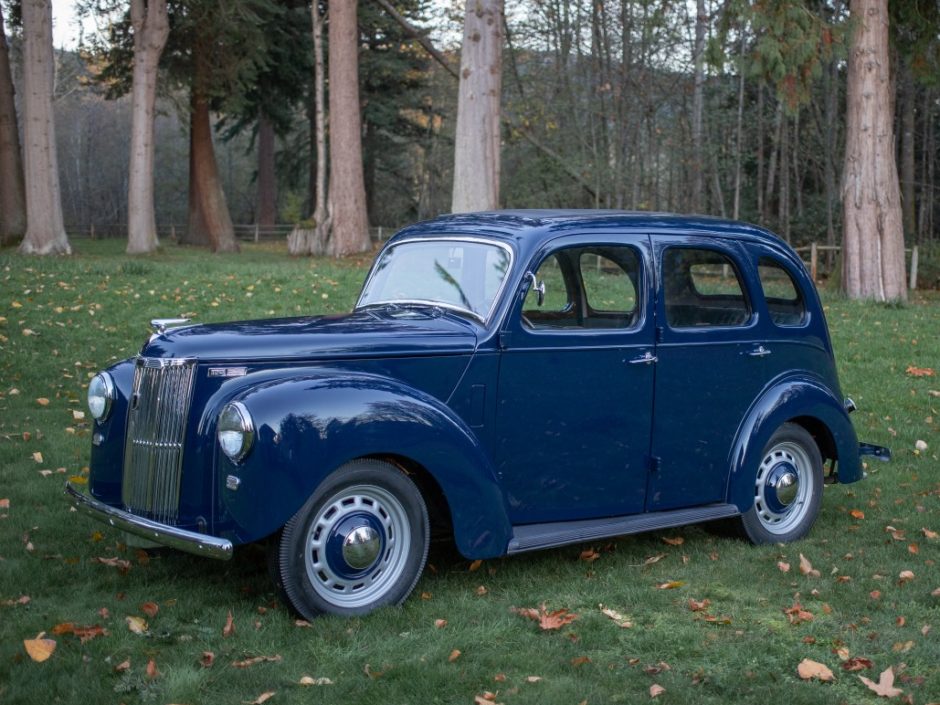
[122,357,197,524]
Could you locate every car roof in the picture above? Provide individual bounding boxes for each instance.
[391,210,790,260]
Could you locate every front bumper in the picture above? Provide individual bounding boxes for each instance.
[65,481,234,560]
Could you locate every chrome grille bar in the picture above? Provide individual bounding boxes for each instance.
[122,357,196,524]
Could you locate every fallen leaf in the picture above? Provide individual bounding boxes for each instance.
[599,605,633,628]
[859,667,903,697]
[871,590,882,600]
[799,554,821,577]
[644,553,666,565]
[921,527,938,539]
[468,559,483,572]
[36,398,50,406]
[125,616,148,635]
[476,585,488,596]
[200,651,215,668]
[114,659,131,673]
[32,452,43,463]
[932,587,940,598]
[570,656,591,666]
[842,657,874,672]
[797,658,834,682]
[146,658,159,679]
[650,684,666,698]
[899,570,915,584]
[94,556,131,571]
[579,548,600,562]
[294,619,312,628]
[785,602,814,625]
[23,634,56,662]
[434,618,447,628]
[140,602,159,618]
[908,543,919,554]
[915,440,928,452]
[0,498,9,509]
[906,366,935,377]
[525,676,542,683]
[777,561,791,573]
[223,610,235,637]
[688,598,711,612]
[473,695,500,705]
[850,509,865,519]
[245,692,276,705]
[656,580,684,590]
[299,676,333,686]
[661,536,684,546]
[511,604,578,631]
[232,654,282,668]
[448,649,461,662]
[643,661,671,675]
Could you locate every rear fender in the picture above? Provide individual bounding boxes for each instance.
[727,376,862,512]
[218,369,511,558]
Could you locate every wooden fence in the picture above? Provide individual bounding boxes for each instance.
[794,243,920,290]
[80,223,397,243]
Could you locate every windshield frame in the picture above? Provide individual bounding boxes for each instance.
[355,236,516,325]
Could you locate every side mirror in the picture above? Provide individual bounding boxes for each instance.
[526,272,546,307]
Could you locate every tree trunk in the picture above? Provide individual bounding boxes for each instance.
[185,45,237,253]
[899,61,916,239]
[18,0,70,255]
[256,113,277,228]
[185,107,210,247]
[452,0,502,213]
[126,0,169,255]
[0,3,26,244]
[841,0,905,301]
[289,0,331,256]
[690,0,706,213]
[326,0,369,256]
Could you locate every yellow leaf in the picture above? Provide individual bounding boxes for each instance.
[68,476,88,485]
[125,616,148,634]
[23,634,56,662]
[797,658,834,682]
[656,581,684,590]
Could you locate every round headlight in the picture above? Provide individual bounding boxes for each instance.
[218,401,254,463]
[88,372,115,421]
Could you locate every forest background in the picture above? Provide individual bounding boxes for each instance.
[0,0,938,286]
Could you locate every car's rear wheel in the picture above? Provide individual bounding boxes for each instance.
[738,423,823,544]
[273,459,429,619]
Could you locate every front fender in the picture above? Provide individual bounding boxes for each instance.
[220,369,511,558]
[727,375,862,512]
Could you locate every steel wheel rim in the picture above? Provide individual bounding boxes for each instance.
[754,441,812,535]
[304,484,411,608]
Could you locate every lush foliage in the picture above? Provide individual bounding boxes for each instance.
[1,240,938,703]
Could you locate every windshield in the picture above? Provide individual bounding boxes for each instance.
[357,239,512,321]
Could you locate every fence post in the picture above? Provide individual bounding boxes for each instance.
[170,224,176,241]
[810,242,817,282]
[910,245,918,291]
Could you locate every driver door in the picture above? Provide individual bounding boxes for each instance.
[494,235,655,524]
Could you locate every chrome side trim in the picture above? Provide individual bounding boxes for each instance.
[65,482,233,560]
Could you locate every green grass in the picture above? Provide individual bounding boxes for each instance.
[1,239,938,704]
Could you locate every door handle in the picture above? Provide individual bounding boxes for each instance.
[748,345,772,357]
[629,352,657,365]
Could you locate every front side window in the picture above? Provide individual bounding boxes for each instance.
[663,248,750,328]
[524,245,640,330]
[758,257,806,326]
[358,239,511,321]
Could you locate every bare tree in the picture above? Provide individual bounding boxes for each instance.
[690,0,705,213]
[326,0,369,256]
[126,0,169,254]
[452,0,502,213]
[19,0,70,255]
[842,0,906,300]
[0,3,25,244]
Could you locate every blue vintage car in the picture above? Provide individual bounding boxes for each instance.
[67,211,889,618]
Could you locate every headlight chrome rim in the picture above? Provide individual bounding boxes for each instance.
[88,372,115,422]
[218,401,254,464]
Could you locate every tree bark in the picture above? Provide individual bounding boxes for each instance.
[326,0,369,256]
[452,0,502,213]
[690,0,706,213]
[256,113,277,228]
[185,47,238,253]
[126,0,169,255]
[899,61,916,239]
[841,0,906,301]
[0,3,26,244]
[18,0,70,255]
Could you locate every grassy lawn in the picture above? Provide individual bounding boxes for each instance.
[1,238,938,705]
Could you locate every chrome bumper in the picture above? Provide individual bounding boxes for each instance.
[65,481,233,560]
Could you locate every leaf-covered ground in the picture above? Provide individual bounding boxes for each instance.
[1,239,937,704]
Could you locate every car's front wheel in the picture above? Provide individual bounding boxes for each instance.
[738,423,823,544]
[273,459,429,619]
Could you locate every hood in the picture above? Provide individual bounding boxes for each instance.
[140,307,478,362]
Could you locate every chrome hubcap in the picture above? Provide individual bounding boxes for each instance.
[342,526,381,570]
[754,441,812,535]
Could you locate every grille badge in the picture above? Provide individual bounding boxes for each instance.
[208,367,248,378]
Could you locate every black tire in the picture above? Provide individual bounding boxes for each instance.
[273,459,429,619]
[737,423,823,545]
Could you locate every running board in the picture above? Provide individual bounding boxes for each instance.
[507,504,739,554]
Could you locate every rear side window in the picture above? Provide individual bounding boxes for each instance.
[758,257,806,326]
[663,248,750,328]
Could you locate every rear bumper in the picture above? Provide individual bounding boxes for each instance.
[65,481,233,560]
[859,442,891,462]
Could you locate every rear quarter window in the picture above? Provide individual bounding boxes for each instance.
[758,257,806,326]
